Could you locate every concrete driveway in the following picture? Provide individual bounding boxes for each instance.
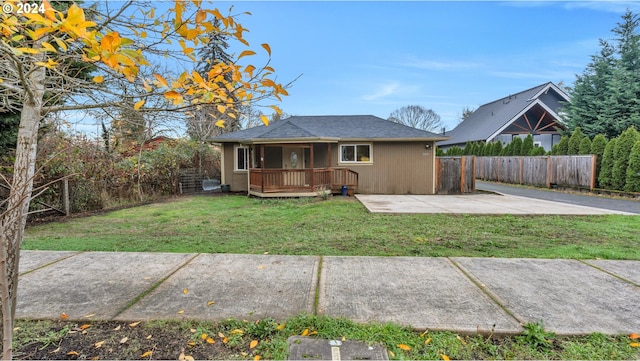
[355,193,636,215]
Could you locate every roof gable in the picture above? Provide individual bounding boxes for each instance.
[439,82,569,146]
[210,115,448,143]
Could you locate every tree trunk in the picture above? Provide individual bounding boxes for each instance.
[0,62,46,359]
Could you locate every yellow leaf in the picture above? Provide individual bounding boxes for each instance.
[61,313,68,320]
[201,333,208,340]
[424,337,432,345]
[207,301,215,306]
[94,340,105,348]
[223,336,229,344]
[141,351,153,358]
[164,90,183,105]
[177,310,185,314]
[231,329,244,335]
[146,335,152,340]
[206,337,215,344]
[134,92,145,103]
[217,104,226,114]
[397,344,411,351]
[129,321,141,327]
[254,355,261,361]
[301,329,309,336]
[54,37,68,51]
[631,342,640,347]
[80,324,92,330]
[388,351,395,358]
[342,336,346,342]
[183,288,189,294]
[41,41,56,52]
[67,351,79,356]
[261,43,271,56]
[238,50,256,59]
[113,325,121,331]
[153,74,169,87]
[93,76,104,83]
[195,10,206,23]
[276,323,286,331]
[457,335,467,345]
[215,120,226,128]
[188,340,196,347]
[250,340,258,349]
[631,333,640,340]
[260,115,269,126]
[441,354,450,361]
[218,332,226,338]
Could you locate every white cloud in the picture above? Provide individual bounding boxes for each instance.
[361,82,401,101]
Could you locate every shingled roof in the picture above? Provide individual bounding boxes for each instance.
[438,82,569,147]
[210,115,448,143]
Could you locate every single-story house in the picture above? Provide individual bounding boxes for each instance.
[209,115,448,197]
[438,82,569,152]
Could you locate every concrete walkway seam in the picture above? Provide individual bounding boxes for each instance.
[18,251,85,277]
[313,256,323,316]
[579,259,640,288]
[112,253,200,320]
[447,257,525,333]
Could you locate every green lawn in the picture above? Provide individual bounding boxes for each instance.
[24,195,640,259]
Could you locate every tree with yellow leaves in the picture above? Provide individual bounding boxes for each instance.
[0,1,288,358]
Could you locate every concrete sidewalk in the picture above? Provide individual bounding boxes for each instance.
[16,251,640,336]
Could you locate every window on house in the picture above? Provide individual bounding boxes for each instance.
[235,146,248,171]
[340,144,372,163]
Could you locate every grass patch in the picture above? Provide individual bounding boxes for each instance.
[24,195,640,259]
[13,316,639,360]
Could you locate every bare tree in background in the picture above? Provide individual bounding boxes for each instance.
[388,105,442,132]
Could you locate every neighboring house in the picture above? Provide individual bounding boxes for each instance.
[438,82,569,152]
[209,115,448,197]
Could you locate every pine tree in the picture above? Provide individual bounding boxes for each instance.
[521,134,534,156]
[556,136,570,155]
[590,134,608,186]
[612,126,640,190]
[568,127,585,155]
[598,138,617,189]
[511,137,523,156]
[624,141,640,192]
[492,141,503,156]
[579,137,592,155]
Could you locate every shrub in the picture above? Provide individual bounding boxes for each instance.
[578,137,592,155]
[598,138,617,189]
[612,126,640,190]
[624,141,640,192]
[590,134,607,187]
[521,134,534,156]
[568,127,585,155]
[556,136,569,155]
[510,137,523,156]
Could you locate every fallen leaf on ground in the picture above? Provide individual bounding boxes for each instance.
[206,337,215,344]
[254,355,261,361]
[301,329,309,336]
[231,329,244,335]
[141,351,153,358]
[129,321,141,327]
[388,351,395,358]
[276,323,286,331]
[397,344,411,351]
[183,288,189,294]
[250,340,259,349]
[218,332,226,338]
[50,347,61,354]
[630,342,640,347]
[146,334,152,339]
[60,313,68,320]
[188,341,196,347]
[630,333,640,340]
[94,340,105,348]
[67,351,79,356]
[179,352,195,361]
[80,324,92,330]
[201,333,208,340]
[84,313,96,318]
[441,354,450,361]
[207,301,215,306]
[113,325,121,331]
[120,337,128,344]
[177,310,185,314]
[257,265,265,269]
[457,335,467,345]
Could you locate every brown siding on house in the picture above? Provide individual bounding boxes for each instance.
[222,143,248,191]
[334,141,435,194]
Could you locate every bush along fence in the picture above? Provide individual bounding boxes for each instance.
[476,155,597,190]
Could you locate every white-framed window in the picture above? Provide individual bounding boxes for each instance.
[340,143,372,163]
[534,141,542,148]
[234,145,248,171]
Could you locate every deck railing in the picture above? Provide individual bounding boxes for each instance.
[249,167,358,193]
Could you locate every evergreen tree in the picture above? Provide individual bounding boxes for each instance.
[624,141,640,192]
[598,137,617,189]
[463,141,473,155]
[521,134,534,156]
[492,141,503,156]
[590,134,608,186]
[475,141,485,156]
[578,137,592,155]
[511,137,523,156]
[531,146,546,156]
[556,136,570,155]
[563,10,640,139]
[612,126,640,190]
[568,127,585,154]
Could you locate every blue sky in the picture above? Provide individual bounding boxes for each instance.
[214,1,639,131]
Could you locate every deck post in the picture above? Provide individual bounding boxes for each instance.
[310,143,314,190]
[260,144,265,193]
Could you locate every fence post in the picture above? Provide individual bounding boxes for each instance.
[590,154,597,191]
[546,156,551,188]
[460,156,466,194]
[63,178,70,216]
[519,156,523,184]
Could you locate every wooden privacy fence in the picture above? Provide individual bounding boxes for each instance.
[475,155,597,190]
[435,156,476,194]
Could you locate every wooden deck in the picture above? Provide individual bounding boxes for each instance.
[249,167,358,196]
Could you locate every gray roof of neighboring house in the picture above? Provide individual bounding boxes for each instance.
[438,82,569,146]
[209,115,449,143]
